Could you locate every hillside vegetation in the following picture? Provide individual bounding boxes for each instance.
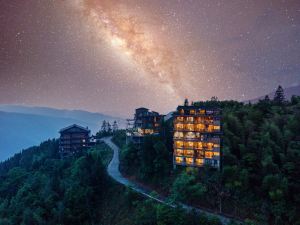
[0,140,224,225]
[118,93,300,225]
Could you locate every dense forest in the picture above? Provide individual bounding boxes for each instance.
[0,139,224,225]
[118,89,300,225]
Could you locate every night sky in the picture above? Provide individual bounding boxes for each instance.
[0,0,299,117]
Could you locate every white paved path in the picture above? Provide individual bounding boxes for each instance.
[103,136,240,225]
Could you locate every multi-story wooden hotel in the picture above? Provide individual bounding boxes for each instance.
[173,99,221,168]
[126,107,164,145]
[59,124,91,157]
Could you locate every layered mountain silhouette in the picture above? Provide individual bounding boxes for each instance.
[0,105,125,161]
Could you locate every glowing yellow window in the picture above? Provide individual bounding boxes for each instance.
[176,124,184,130]
[196,142,203,149]
[200,110,205,114]
[207,142,214,150]
[205,151,213,159]
[190,110,195,115]
[175,150,184,156]
[184,150,194,157]
[186,158,194,165]
[196,124,205,131]
[196,158,204,166]
[214,125,220,131]
[187,117,194,122]
[213,152,220,157]
[186,132,196,139]
[207,125,214,132]
[179,109,184,115]
[185,124,194,131]
[175,141,184,148]
[176,157,184,163]
[174,132,184,138]
[186,141,194,148]
[177,116,184,122]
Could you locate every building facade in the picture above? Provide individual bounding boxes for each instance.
[126,107,164,145]
[59,124,91,157]
[173,100,221,168]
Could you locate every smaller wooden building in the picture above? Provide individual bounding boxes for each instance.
[59,124,91,157]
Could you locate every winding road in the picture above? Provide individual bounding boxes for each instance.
[103,136,238,225]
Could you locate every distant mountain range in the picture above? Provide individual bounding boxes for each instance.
[248,85,300,103]
[0,105,125,161]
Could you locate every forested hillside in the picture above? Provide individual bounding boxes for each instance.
[0,140,224,225]
[118,94,300,225]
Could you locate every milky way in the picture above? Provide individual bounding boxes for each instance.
[0,0,299,117]
[71,0,183,96]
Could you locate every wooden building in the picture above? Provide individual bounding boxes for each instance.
[59,124,91,157]
[173,99,221,168]
[126,107,164,146]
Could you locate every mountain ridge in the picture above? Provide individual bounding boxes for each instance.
[0,105,126,161]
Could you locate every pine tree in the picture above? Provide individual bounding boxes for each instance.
[264,95,270,102]
[273,85,285,105]
[211,96,219,102]
[101,120,107,133]
[113,121,118,132]
[184,98,189,106]
[107,122,112,134]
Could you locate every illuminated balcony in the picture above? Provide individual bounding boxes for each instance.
[205,151,213,159]
[195,158,204,166]
[183,150,194,157]
[174,149,184,156]
[175,156,184,164]
[185,157,194,165]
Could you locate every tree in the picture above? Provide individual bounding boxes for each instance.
[211,96,219,102]
[107,122,112,133]
[273,85,285,105]
[113,121,118,133]
[101,120,107,133]
[264,95,270,102]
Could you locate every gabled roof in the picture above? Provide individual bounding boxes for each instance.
[136,107,149,111]
[59,124,90,133]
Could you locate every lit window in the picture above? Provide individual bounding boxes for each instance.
[214,125,221,131]
[200,109,205,114]
[186,132,195,139]
[207,142,214,150]
[205,151,213,159]
[196,124,205,131]
[190,110,195,115]
[176,124,184,130]
[185,124,194,131]
[196,142,203,149]
[187,117,194,122]
[207,125,214,132]
[176,141,184,148]
[213,152,220,157]
[174,132,184,138]
[176,157,184,163]
[184,150,194,157]
[177,116,184,121]
[186,157,194,165]
[196,158,204,166]
[175,150,184,156]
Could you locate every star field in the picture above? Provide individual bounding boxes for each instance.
[0,0,299,117]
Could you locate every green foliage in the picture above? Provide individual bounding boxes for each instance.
[120,95,300,224]
[120,135,173,186]
[0,140,219,225]
[112,129,127,148]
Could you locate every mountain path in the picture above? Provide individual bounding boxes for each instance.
[103,136,239,225]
